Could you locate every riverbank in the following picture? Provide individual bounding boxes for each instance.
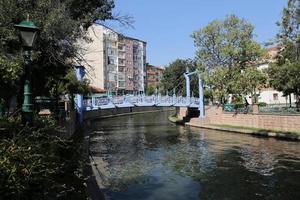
[0,117,89,199]
[174,106,300,141]
[185,121,300,141]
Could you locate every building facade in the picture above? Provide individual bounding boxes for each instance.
[146,65,164,90]
[79,25,146,95]
[247,46,297,105]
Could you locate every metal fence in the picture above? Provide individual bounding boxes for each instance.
[223,103,253,114]
[259,104,300,114]
[223,103,300,114]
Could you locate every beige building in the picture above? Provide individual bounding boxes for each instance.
[78,24,146,95]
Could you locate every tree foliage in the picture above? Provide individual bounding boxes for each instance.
[267,0,300,103]
[0,0,115,108]
[0,56,23,110]
[161,59,198,96]
[146,85,156,96]
[192,15,266,102]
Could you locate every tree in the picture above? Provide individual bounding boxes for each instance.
[0,56,22,114]
[267,0,300,106]
[161,59,198,96]
[192,15,266,103]
[62,69,90,110]
[231,67,267,103]
[146,85,156,96]
[0,0,115,110]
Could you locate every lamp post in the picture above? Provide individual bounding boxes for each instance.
[15,19,39,124]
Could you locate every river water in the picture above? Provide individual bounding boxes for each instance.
[89,111,300,200]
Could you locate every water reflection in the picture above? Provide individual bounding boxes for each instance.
[89,112,300,200]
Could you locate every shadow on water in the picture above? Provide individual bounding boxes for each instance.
[88,111,300,200]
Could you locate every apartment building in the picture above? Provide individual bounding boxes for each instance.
[132,39,146,93]
[146,65,164,90]
[78,24,146,95]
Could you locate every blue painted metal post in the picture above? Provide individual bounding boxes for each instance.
[75,66,85,125]
[184,73,190,104]
[199,77,205,118]
[172,93,176,105]
[91,96,96,109]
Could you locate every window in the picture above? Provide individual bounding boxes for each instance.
[108,56,114,65]
[273,93,278,101]
[119,67,124,72]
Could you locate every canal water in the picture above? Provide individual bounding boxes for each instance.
[89,111,300,200]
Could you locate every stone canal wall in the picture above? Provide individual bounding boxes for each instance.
[84,106,175,120]
[180,106,300,133]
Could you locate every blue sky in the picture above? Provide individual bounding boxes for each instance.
[106,0,287,66]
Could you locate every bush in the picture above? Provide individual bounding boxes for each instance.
[258,102,267,107]
[0,117,87,199]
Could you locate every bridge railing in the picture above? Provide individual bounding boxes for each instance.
[82,95,201,110]
[112,96,125,105]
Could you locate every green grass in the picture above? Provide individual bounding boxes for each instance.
[211,124,300,137]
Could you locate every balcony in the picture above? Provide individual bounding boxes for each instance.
[118,52,126,59]
[108,73,117,82]
[147,71,156,75]
[118,81,126,88]
[118,59,126,66]
[118,43,126,51]
[118,73,126,81]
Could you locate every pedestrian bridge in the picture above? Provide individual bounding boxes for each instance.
[82,95,201,111]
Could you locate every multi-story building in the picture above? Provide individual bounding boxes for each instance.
[124,37,134,93]
[146,65,164,90]
[78,24,146,95]
[132,39,146,93]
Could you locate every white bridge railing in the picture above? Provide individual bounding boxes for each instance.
[82,95,200,110]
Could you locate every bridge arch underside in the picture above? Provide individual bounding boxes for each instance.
[82,95,201,111]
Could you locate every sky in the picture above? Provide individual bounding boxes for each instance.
[105,0,287,66]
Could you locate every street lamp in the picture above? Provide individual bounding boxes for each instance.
[15,19,39,124]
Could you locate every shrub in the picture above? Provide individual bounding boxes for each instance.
[0,117,87,199]
[258,102,267,107]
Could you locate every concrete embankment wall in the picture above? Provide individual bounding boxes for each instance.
[179,106,300,132]
[84,106,175,120]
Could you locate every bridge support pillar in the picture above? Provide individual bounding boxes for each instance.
[91,96,96,110]
[199,78,205,119]
[75,66,85,125]
[184,73,191,104]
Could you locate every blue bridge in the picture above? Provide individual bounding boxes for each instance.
[75,66,205,123]
[82,95,201,110]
